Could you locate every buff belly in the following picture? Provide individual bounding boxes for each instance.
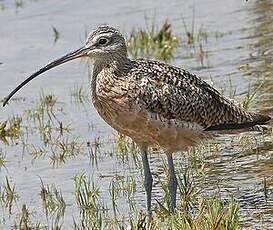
[95,102,214,153]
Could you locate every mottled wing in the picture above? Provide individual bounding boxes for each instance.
[130,59,270,131]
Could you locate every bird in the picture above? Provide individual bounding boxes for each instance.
[3,25,271,212]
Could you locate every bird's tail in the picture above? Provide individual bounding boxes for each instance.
[251,112,271,126]
[248,111,272,132]
[206,112,271,134]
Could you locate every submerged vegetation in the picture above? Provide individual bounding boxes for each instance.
[70,85,89,104]
[52,26,60,43]
[0,115,22,144]
[40,180,66,223]
[0,177,19,215]
[71,168,239,230]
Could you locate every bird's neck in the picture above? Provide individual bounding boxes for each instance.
[91,54,132,101]
[93,54,131,77]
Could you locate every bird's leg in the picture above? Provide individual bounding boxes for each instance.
[140,147,153,212]
[166,153,177,212]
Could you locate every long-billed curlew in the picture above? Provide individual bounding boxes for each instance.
[3,25,271,212]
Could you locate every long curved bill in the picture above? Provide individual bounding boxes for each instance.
[3,46,90,107]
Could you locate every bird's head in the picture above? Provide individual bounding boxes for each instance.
[3,25,127,106]
[85,25,127,60]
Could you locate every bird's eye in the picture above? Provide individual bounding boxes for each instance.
[98,38,108,45]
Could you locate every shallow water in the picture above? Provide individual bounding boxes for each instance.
[0,0,273,228]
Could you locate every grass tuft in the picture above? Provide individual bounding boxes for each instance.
[0,115,22,144]
[39,179,66,225]
[50,137,82,166]
[127,20,179,61]
[0,176,19,214]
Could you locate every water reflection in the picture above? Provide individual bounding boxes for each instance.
[249,0,273,109]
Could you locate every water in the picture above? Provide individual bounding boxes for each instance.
[0,0,273,228]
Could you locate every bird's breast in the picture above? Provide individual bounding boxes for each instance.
[92,93,212,152]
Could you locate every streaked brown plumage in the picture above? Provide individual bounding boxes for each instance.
[92,55,270,152]
[3,25,271,211]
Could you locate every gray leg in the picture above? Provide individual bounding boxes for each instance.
[166,153,177,211]
[140,148,153,212]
